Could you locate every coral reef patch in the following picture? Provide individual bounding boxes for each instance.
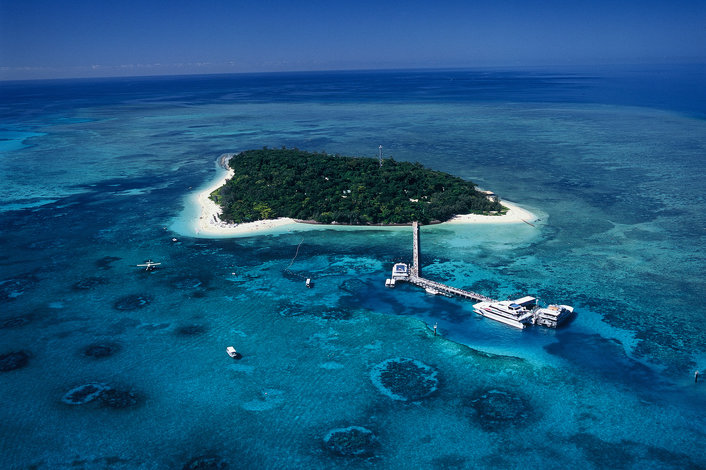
[467,389,533,431]
[83,342,121,358]
[182,455,229,470]
[72,276,108,290]
[95,256,121,270]
[370,357,439,401]
[241,388,285,411]
[171,277,204,290]
[113,294,152,310]
[99,388,139,409]
[176,324,208,336]
[62,383,140,408]
[0,275,37,302]
[0,314,33,329]
[323,426,378,457]
[339,279,367,294]
[0,350,30,372]
[277,301,353,320]
[318,307,353,321]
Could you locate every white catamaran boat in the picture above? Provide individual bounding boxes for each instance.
[473,296,537,329]
[533,304,574,328]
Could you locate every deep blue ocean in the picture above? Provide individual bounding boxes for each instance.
[1,66,705,469]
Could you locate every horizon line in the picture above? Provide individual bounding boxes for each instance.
[2,60,706,84]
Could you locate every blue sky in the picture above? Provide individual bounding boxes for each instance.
[1,0,705,80]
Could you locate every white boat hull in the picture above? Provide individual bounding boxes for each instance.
[474,305,529,329]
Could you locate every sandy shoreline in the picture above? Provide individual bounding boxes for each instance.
[445,200,539,225]
[192,155,298,237]
[187,155,541,238]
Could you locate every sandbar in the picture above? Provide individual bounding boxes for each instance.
[181,154,540,238]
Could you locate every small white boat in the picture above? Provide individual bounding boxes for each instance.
[226,346,238,358]
[306,278,312,288]
[425,287,440,295]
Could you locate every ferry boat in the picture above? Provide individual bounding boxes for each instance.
[473,296,537,329]
[533,304,574,328]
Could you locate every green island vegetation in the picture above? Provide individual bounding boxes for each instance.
[211,148,504,225]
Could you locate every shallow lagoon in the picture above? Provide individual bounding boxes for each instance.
[1,69,705,468]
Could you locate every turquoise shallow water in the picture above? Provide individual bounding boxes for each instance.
[1,69,705,469]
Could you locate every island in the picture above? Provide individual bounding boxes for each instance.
[174,149,539,238]
[210,148,504,225]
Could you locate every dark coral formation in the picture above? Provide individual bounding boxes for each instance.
[0,275,37,302]
[95,256,121,270]
[568,432,637,469]
[83,342,120,358]
[0,314,33,329]
[113,294,152,310]
[99,388,139,409]
[72,276,109,290]
[282,269,314,283]
[277,299,353,320]
[371,358,439,401]
[319,308,352,321]
[431,454,470,469]
[467,389,533,431]
[323,426,378,457]
[0,350,30,372]
[467,279,501,298]
[339,279,367,294]
[182,455,229,470]
[176,324,208,336]
[171,277,205,290]
[62,383,140,409]
[277,303,300,317]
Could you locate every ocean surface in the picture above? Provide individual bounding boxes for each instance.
[1,66,705,469]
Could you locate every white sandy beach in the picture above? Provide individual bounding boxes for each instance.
[192,156,298,237]
[445,200,540,225]
[186,155,540,238]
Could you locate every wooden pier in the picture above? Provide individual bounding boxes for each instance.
[411,221,420,277]
[389,221,496,303]
[387,222,575,329]
[407,275,495,302]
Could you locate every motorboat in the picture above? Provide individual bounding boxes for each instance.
[226,346,241,359]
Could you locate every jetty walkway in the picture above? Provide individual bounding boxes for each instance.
[387,221,496,303]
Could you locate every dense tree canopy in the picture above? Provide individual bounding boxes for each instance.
[211,148,503,225]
